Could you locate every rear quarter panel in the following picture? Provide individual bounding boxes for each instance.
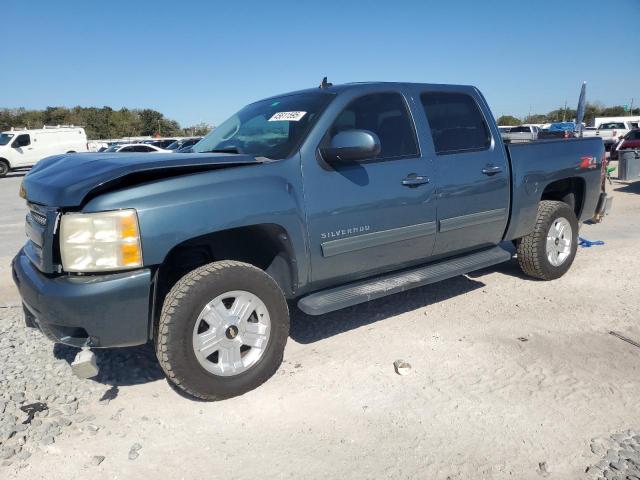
[504,137,604,240]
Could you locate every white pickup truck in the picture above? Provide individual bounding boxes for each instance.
[500,125,540,143]
[583,121,635,150]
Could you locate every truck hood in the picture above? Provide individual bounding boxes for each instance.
[22,152,264,207]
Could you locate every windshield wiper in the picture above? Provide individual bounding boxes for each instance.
[202,147,241,154]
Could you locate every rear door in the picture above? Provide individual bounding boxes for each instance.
[302,89,437,287]
[418,90,509,257]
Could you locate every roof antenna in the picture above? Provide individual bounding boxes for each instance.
[319,76,332,89]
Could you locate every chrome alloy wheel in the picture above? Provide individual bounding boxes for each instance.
[546,217,572,267]
[192,290,271,377]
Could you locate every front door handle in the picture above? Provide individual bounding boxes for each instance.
[401,174,430,187]
[481,165,502,176]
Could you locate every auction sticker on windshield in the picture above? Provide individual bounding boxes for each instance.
[269,111,307,122]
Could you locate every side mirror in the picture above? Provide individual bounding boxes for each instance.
[321,129,381,162]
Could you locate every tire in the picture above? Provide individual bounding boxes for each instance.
[517,200,579,280]
[156,260,289,400]
[0,160,9,178]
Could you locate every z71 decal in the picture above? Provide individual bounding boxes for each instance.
[579,156,598,169]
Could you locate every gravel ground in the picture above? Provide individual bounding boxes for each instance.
[586,431,640,479]
[0,171,639,479]
[0,306,162,468]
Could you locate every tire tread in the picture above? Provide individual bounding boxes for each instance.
[156,260,288,400]
[517,200,576,280]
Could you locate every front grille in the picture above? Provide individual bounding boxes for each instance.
[29,210,47,227]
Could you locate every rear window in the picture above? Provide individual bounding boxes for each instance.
[625,130,640,140]
[420,92,491,155]
[599,122,626,129]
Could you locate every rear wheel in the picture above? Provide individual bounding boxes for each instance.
[0,160,9,178]
[517,200,578,280]
[156,261,289,400]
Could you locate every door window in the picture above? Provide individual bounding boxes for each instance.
[329,92,419,160]
[420,92,491,155]
[13,134,31,148]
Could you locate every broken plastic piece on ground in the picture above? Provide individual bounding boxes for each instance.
[393,360,411,375]
[578,237,605,248]
[20,402,48,424]
[71,348,99,379]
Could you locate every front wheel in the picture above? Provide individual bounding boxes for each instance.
[516,200,579,280]
[156,261,289,400]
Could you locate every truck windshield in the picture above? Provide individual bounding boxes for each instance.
[193,92,334,160]
[0,133,14,146]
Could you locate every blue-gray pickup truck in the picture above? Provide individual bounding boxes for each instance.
[12,81,612,399]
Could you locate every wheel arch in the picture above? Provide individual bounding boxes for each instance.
[539,176,586,218]
[152,223,298,336]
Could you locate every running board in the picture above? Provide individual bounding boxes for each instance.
[297,246,512,315]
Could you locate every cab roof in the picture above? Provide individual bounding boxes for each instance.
[257,81,478,103]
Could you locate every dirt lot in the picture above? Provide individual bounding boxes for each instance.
[0,169,639,479]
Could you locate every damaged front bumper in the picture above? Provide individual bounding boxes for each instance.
[12,248,152,348]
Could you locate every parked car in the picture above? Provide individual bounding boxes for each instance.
[13,81,611,400]
[538,122,577,140]
[166,137,203,151]
[611,129,640,160]
[0,126,88,177]
[102,143,170,153]
[143,138,178,149]
[501,125,540,143]
[593,121,634,151]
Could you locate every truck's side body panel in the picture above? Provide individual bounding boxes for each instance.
[503,137,604,240]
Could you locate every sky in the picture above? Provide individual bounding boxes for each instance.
[2,0,639,127]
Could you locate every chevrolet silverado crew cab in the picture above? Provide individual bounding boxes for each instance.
[13,82,612,400]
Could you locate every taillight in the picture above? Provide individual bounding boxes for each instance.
[564,131,569,138]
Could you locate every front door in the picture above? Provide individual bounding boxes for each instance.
[11,134,36,167]
[418,90,509,257]
[302,90,437,288]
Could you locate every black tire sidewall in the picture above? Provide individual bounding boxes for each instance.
[0,161,8,177]
[535,203,579,280]
[160,263,289,399]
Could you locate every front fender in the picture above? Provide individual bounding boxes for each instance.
[82,158,309,287]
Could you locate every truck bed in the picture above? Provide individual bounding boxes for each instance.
[503,137,605,241]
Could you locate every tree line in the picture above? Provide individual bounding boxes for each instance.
[0,106,213,139]
[497,103,640,126]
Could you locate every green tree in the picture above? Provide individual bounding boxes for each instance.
[496,115,520,126]
[523,114,547,124]
[182,122,213,136]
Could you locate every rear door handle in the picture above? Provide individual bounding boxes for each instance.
[481,165,502,176]
[401,174,430,187]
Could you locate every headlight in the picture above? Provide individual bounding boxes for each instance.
[60,209,143,272]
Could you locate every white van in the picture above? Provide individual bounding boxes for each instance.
[0,125,88,177]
